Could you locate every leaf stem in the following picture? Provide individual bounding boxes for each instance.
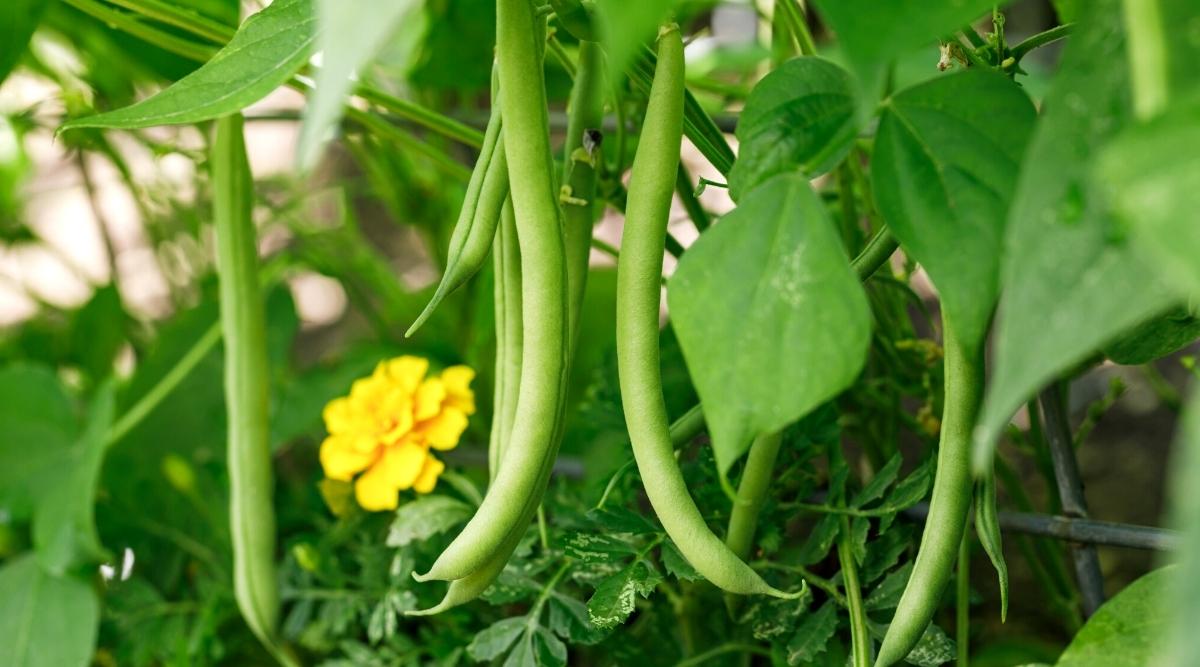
[1010,23,1074,61]
[673,643,772,667]
[839,516,872,667]
[957,531,970,667]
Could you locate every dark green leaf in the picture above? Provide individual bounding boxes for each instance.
[548,594,606,645]
[33,382,115,575]
[852,453,902,508]
[585,506,659,535]
[865,562,913,611]
[973,1,1183,470]
[534,627,568,666]
[798,514,841,566]
[504,630,536,667]
[586,560,662,629]
[467,617,528,661]
[786,600,838,665]
[61,0,316,131]
[873,70,1036,350]
[0,555,99,667]
[740,595,810,641]
[905,623,956,667]
[1103,307,1200,365]
[660,539,700,581]
[862,524,914,584]
[809,0,996,102]
[563,532,639,563]
[0,364,78,520]
[1056,567,1172,666]
[0,0,48,85]
[669,174,871,476]
[69,285,126,382]
[385,495,472,547]
[729,57,858,201]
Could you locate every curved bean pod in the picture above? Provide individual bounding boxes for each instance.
[876,321,983,667]
[616,25,797,599]
[488,198,522,481]
[414,0,568,583]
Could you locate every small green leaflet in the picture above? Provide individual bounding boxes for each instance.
[972,0,1181,472]
[1103,307,1200,365]
[385,495,472,547]
[904,623,957,667]
[0,555,99,667]
[728,57,859,201]
[298,0,420,168]
[872,69,1036,353]
[467,617,527,661]
[786,600,838,666]
[60,0,316,131]
[865,562,913,611]
[808,0,998,107]
[1056,567,1173,666]
[586,560,662,629]
[668,174,871,478]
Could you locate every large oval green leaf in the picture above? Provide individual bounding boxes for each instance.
[0,555,98,667]
[872,70,1036,352]
[1056,567,1172,667]
[0,0,49,86]
[668,173,871,478]
[728,57,858,202]
[60,0,315,131]
[971,0,1184,471]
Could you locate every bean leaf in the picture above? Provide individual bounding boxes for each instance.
[669,174,871,478]
[785,600,838,666]
[972,2,1182,471]
[872,70,1037,352]
[0,555,99,667]
[1056,567,1172,666]
[467,617,527,661]
[586,560,662,629]
[0,0,49,85]
[385,495,472,547]
[728,57,858,201]
[60,0,316,131]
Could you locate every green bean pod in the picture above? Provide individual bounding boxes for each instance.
[414,0,568,583]
[876,321,983,667]
[616,25,796,599]
[406,99,508,338]
[212,114,289,664]
[561,38,603,353]
[488,198,522,481]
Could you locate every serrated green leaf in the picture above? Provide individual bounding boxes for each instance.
[740,594,810,641]
[809,0,996,104]
[298,0,419,168]
[660,539,700,581]
[33,382,115,575]
[862,524,915,584]
[585,506,659,535]
[973,0,1184,471]
[873,70,1037,351]
[905,623,956,667]
[563,532,639,563]
[60,0,316,131]
[865,562,914,611]
[1056,567,1172,666]
[385,495,472,547]
[668,174,871,477]
[503,630,537,667]
[852,453,902,508]
[786,600,838,666]
[467,617,528,661]
[586,560,662,629]
[729,57,858,201]
[534,627,568,666]
[0,555,99,667]
[548,594,606,645]
[798,514,841,566]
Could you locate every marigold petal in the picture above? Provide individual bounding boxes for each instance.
[375,441,427,490]
[349,432,381,454]
[413,456,445,494]
[322,397,355,434]
[440,366,476,415]
[354,464,400,511]
[384,356,429,393]
[414,378,447,421]
[422,407,469,450]
[320,436,377,481]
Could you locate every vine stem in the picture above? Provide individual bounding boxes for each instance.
[673,643,772,667]
[1010,23,1074,61]
[957,530,970,667]
[839,516,872,667]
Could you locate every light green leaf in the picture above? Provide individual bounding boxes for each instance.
[728,57,858,201]
[973,1,1182,471]
[467,617,528,661]
[872,70,1036,351]
[534,627,568,666]
[586,560,662,629]
[905,623,956,667]
[297,0,420,168]
[0,555,99,667]
[0,364,78,520]
[563,532,639,563]
[385,495,472,547]
[33,382,116,575]
[503,630,536,667]
[668,174,871,477]
[1094,98,1200,298]
[786,600,838,665]
[1057,567,1173,666]
[0,0,49,85]
[808,0,996,103]
[60,0,316,131]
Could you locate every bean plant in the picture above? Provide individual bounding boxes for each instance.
[1,0,1199,666]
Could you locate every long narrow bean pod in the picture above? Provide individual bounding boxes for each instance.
[488,198,522,481]
[876,320,983,666]
[406,93,508,337]
[414,0,568,583]
[560,39,603,347]
[616,25,797,599]
[212,114,289,664]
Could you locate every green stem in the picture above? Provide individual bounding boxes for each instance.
[105,322,221,447]
[776,0,817,56]
[1010,23,1074,61]
[1121,0,1169,118]
[356,88,485,149]
[755,561,846,606]
[957,531,970,667]
[725,432,783,560]
[62,0,216,61]
[851,227,898,281]
[840,516,872,667]
[103,0,235,43]
[673,643,772,667]
[675,163,710,231]
[345,107,472,181]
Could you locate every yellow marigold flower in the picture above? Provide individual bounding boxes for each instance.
[318,356,475,511]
